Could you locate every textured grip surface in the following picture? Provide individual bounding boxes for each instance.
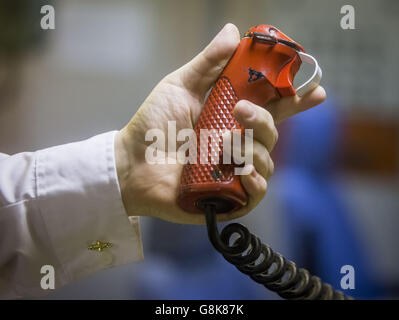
[178,76,248,214]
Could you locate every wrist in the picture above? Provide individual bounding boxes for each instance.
[114,129,131,213]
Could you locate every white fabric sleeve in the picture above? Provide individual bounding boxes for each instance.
[0,131,143,299]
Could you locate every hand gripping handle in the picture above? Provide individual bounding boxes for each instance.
[178,25,320,214]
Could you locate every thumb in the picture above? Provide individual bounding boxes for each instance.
[173,23,240,97]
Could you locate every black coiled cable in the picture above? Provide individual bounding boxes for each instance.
[204,204,353,300]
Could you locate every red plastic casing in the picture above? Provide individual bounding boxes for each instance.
[178,25,305,214]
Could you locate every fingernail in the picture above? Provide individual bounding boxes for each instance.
[221,23,233,33]
[215,23,230,39]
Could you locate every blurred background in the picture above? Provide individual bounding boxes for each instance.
[0,0,398,299]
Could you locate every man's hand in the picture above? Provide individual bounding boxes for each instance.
[115,23,326,224]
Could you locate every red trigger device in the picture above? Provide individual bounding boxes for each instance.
[178,25,321,214]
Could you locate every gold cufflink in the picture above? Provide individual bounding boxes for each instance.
[88,240,112,252]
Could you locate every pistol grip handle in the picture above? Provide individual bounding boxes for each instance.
[178,76,247,214]
[178,26,303,214]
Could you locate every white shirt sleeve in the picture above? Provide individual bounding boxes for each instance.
[0,131,144,299]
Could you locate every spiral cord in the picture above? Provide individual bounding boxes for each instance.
[204,204,354,300]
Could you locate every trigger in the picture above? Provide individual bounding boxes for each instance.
[275,55,300,97]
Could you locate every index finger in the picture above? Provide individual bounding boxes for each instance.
[268,86,326,124]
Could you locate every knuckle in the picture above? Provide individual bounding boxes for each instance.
[264,113,278,150]
[272,127,279,146]
[237,99,252,110]
[267,157,275,179]
[258,177,267,197]
[261,110,277,134]
[262,147,270,165]
[263,109,275,127]
[254,143,268,162]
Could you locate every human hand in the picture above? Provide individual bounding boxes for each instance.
[115,23,326,224]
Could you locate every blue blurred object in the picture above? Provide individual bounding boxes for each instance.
[132,221,272,299]
[132,99,382,299]
[275,99,382,299]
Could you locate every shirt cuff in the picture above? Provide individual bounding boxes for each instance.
[36,131,143,284]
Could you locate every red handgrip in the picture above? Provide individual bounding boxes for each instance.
[178,25,304,214]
